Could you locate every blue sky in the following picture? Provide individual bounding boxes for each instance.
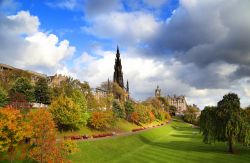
[1,0,250,109]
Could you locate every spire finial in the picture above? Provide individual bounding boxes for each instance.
[116,45,120,58]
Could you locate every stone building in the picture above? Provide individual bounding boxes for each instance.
[154,85,187,114]
[0,63,47,84]
[0,63,67,87]
[47,74,68,87]
[166,95,187,115]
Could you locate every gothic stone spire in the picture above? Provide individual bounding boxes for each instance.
[113,46,124,88]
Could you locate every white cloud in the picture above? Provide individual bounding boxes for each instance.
[46,0,80,10]
[7,11,39,34]
[0,11,75,74]
[83,11,161,45]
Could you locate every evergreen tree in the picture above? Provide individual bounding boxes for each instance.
[34,78,51,104]
[124,100,134,120]
[112,100,125,118]
[10,77,34,102]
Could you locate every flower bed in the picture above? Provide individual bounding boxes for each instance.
[92,133,114,138]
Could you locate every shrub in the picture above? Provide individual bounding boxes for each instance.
[124,100,134,120]
[165,112,172,121]
[131,104,155,124]
[70,89,89,126]
[61,140,79,155]
[49,95,82,131]
[9,77,34,102]
[0,86,8,108]
[88,111,116,130]
[112,100,125,118]
[130,112,140,124]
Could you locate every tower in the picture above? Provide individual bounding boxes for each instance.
[126,80,129,99]
[113,46,124,88]
[126,80,129,93]
[155,85,161,97]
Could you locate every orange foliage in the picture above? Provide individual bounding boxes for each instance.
[28,109,69,163]
[88,111,115,130]
[0,107,31,162]
[148,111,155,122]
[130,112,139,124]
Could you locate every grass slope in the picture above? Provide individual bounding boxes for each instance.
[70,120,250,163]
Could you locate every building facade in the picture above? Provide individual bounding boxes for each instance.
[154,86,187,114]
[166,95,187,114]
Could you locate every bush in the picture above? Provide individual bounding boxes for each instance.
[165,112,172,121]
[183,105,200,125]
[10,77,34,102]
[61,140,79,155]
[112,100,125,118]
[130,104,156,124]
[130,112,140,124]
[70,89,89,126]
[49,96,82,131]
[152,109,166,121]
[88,111,116,130]
[124,100,134,120]
[0,86,8,107]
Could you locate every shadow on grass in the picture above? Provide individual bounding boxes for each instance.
[139,135,227,154]
[170,134,199,139]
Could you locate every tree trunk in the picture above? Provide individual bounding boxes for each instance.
[228,136,234,153]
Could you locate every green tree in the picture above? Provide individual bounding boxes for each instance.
[169,105,177,116]
[112,100,125,118]
[183,105,200,125]
[69,89,89,126]
[10,77,34,102]
[200,93,250,153]
[124,100,134,120]
[0,86,8,107]
[200,106,217,144]
[49,96,82,131]
[34,78,51,104]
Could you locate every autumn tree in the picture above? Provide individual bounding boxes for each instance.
[0,107,31,162]
[200,93,250,153]
[34,78,51,104]
[88,111,116,130]
[10,77,34,102]
[49,95,82,130]
[28,109,69,163]
[0,86,8,107]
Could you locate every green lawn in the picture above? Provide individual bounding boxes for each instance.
[70,120,250,163]
[56,119,164,139]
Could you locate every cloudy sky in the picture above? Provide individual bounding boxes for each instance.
[0,0,250,109]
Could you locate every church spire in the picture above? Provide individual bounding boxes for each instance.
[116,45,120,58]
[113,45,124,89]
